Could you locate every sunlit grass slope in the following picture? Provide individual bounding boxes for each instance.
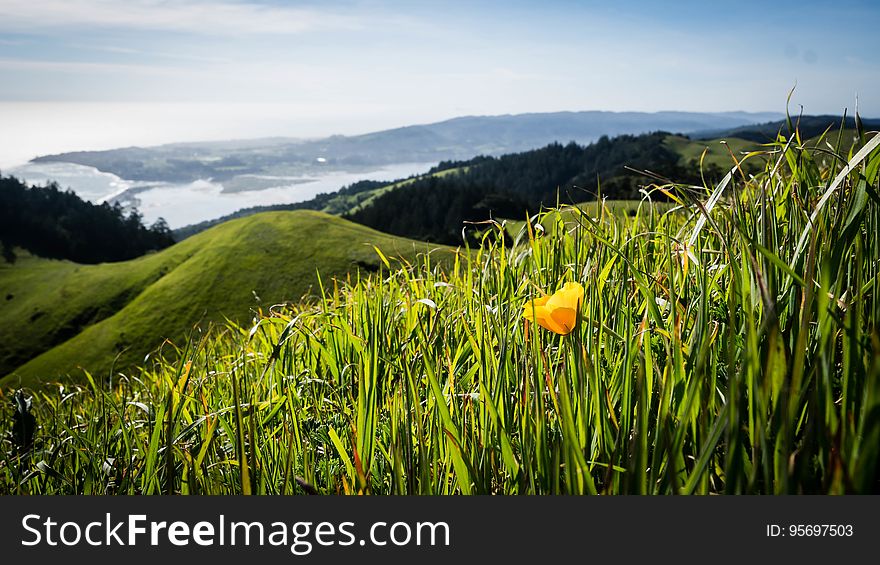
[2,129,879,495]
[664,135,755,169]
[1,211,450,387]
[502,200,678,238]
[0,240,200,376]
[667,129,866,173]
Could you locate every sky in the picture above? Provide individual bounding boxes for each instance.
[1,0,878,166]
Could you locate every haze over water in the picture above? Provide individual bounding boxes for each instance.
[9,158,434,229]
[0,102,436,170]
[0,102,441,228]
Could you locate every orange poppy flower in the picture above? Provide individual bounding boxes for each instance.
[522,282,584,335]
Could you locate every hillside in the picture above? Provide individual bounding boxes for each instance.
[0,211,450,387]
[343,133,736,243]
[343,128,880,244]
[696,115,880,142]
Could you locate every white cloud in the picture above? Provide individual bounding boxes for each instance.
[0,0,364,35]
[68,42,231,64]
[0,57,187,75]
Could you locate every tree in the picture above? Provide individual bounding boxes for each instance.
[0,175,176,264]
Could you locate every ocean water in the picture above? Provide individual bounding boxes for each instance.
[0,102,439,229]
[9,161,153,203]
[7,160,435,229]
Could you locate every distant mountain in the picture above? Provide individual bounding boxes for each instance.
[31,110,783,183]
[303,110,785,162]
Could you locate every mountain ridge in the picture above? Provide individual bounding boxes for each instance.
[30,110,784,184]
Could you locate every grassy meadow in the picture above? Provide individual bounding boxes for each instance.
[0,211,449,387]
[2,127,880,494]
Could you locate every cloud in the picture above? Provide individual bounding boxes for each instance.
[0,57,190,76]
[489,67,552,82]
[0,0,364,36]
[69,43,231,64]
[0,58,205,83]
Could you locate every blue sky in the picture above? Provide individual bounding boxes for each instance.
[0,0,878,163]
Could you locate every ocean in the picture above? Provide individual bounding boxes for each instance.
[8,160,435,229]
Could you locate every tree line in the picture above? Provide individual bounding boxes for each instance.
[345,132,707,244]
[0,175,174,264]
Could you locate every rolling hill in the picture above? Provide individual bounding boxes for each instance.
[339,127,876,244]
[0,211,451,387]
[341,132,754,243]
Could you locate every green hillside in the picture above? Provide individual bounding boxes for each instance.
[663,135,756,169]
[338,166,466,215]
[696,115,880,143]
[1,210,449,387]
[666,129,874,174]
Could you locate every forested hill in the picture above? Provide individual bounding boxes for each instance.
[0,176,174,264]
[345,132,706,244]
[176,131,713,242]
[696,115,880,142]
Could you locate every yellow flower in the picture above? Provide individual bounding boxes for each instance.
[522,282,584,335]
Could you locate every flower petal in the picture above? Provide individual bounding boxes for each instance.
[522,295,550,321]
[523,300,569,334]
[547,282,584,312]
[523,284,583,335]
[549,307,577,335]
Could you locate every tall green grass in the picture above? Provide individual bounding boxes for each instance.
[2,126,879,494]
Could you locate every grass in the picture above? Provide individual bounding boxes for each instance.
[0,239,201,377]
[664,134,757,170]
[2,128,879,495]
[667,128,866,173]
[502,200,678,239]
[1,211,450,387]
